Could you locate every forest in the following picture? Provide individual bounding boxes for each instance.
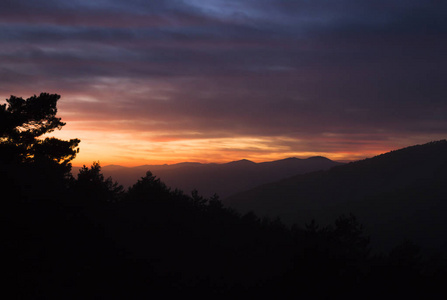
[2,94,446,298]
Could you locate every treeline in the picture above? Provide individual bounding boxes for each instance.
[2,160,446,298]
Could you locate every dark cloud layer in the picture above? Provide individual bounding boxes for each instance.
[1,0,446,163]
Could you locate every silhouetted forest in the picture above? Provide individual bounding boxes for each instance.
[1,94,446,298]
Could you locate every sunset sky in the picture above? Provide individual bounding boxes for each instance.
[1,0,446,166]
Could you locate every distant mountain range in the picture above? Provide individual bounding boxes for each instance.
[225,140,447,253]
[73,156,342,198]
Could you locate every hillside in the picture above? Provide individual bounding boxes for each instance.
[225,140,447,252]
[74,156,341,198]
[4,142,447,297]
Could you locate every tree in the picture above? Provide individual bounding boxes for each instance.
[73,162,124,203]
[0,93,80,173]
[126,171,171,201]
[0,93,80,200]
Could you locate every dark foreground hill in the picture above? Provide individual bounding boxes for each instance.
[2,150,447,298]
[225,140,447,253]
[74,156,341,198]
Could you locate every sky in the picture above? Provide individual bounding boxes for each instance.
[1,0,446,166]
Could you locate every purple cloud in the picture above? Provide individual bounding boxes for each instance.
[1,0,446,164]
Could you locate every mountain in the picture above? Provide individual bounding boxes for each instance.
[73,157,342,198]
[225,140,447,253]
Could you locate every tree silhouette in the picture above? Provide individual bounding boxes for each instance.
[0,93,80,200]
[0,93,80,173]
[126,171,171,201]
[73,162,124,203]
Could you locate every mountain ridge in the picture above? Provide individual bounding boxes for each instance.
[73,156,342,198]
[225,140,447,253]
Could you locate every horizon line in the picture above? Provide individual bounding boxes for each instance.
[71,155,357,169]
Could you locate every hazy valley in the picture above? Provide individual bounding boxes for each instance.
[73,156,342,199]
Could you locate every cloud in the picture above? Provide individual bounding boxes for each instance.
[1,0,447,164]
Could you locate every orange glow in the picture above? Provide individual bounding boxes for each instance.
[47,121,444,167]
[4,93,444,168]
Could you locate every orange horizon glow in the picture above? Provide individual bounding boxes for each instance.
[52,126,422,168]
[69,151,382,168]
[6,94,446,169]
[42,115,446,168]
